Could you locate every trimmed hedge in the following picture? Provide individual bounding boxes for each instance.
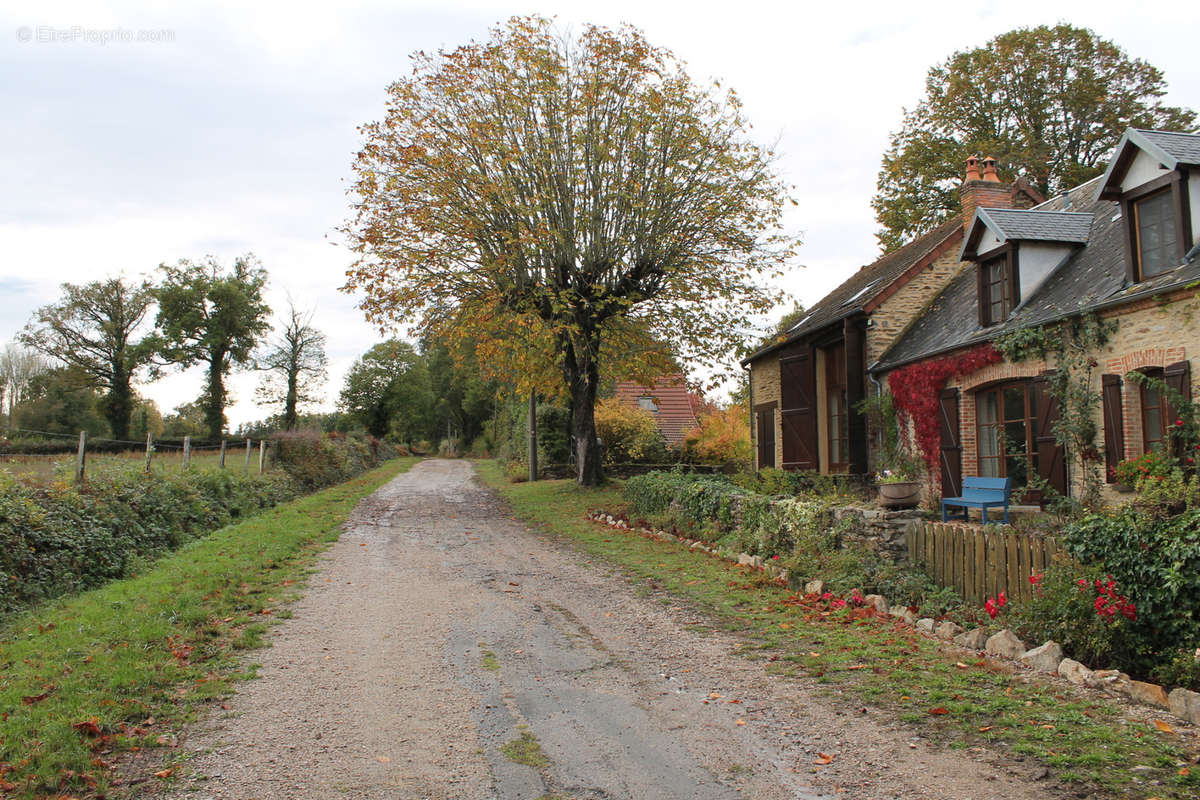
[0,433,398,615]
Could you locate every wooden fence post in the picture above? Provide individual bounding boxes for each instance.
[144,432,154,473]
[258,439,266,474]
[219,439,227,469]
[183,435,191,469]
[75,430,87,485]
[244,438,252,474]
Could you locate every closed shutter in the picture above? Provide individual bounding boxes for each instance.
[780,347,817,470]
[1101,374,1124,482]
[1164,360,1192,459]
[756,406,776,469]
[1032,375,1067,497]
[938,388,962,497]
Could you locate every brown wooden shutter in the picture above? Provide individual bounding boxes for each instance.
[938,388,962,497]
[756,406,776,469]
[1164,360,1192,460]
[1032,375,1067,497]
[976,264,988,327]
[1101,374,1124,482]
[1007,249,1021,312]
[780,347,818,470]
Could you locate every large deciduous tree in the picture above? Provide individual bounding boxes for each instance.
[343,17,794,485]
[339,340,432,442]
[20,278,157,440]
[154,255,271,440]
[873,24,1195,252]
[255,302,328,430]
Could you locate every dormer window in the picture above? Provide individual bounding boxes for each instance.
[1095,128,1199,284]
[637,396,658,413]
[979,251,1014,326]
[1131,186,1180,278]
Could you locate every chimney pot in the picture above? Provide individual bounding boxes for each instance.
[982,157,1000,182]
[965,156,981,182]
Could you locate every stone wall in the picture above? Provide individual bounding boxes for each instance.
[748,349,782,470]
[832,505,921,561]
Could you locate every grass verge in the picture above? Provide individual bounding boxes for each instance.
[0,457,418,798]
[475,461,1200,800]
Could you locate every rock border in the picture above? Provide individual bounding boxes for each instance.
[586,508,1200,728]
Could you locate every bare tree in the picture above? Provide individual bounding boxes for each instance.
[0,344,49,434]
[256,302,328,430]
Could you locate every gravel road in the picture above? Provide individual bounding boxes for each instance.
[163,459,1055,799]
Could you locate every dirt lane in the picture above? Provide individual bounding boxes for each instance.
[164,459,1051,799]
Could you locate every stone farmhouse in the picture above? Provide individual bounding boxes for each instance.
[747,127,1200,505]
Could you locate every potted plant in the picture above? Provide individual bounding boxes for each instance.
[874,466,922,508]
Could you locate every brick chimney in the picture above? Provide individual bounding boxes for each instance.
[960,155,1016,232]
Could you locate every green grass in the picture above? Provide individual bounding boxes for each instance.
[1,449,268,484]
[479,645,501,672]
[501,731,549,769]
[0,457,418,798]
[475,461,1200,800]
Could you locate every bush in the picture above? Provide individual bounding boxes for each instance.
[680,405,751,468]
[594,398,669,464]
[1055,507,1200,680]
[274,431,396,493]
[730,467,842,497]
[0,432,398,616]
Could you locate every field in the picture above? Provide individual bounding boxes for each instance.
[0,446,277,483]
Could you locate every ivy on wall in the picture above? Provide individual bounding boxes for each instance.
[887,344,1003,472]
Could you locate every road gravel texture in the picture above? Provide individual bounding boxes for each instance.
[163,459,1053,799]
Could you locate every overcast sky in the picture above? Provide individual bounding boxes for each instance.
[3,0,1198,429]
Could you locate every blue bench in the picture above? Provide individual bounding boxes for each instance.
[941,476,1012,524]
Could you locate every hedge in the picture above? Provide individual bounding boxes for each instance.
[0,432,398,615]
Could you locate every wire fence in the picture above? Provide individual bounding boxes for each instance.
[0,430,277,484]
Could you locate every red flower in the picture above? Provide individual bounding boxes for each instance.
[1028,572,1042,585]
[984,597,998,619]
[997,591,1007,608]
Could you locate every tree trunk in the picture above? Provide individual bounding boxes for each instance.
[284,366,300,431]
[105,365,133,441]
[204,356,226,440]
[563,335,603,486]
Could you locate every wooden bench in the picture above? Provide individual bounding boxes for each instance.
[941,476,1012,525]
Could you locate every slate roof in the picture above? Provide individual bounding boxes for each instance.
[977,208,1094,245]
[614,378,699,445]
[1136,129,1200,166]
[873,174,1200,372]
[742,218,963,365]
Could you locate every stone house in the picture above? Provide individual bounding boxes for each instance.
[871,128,1200,502]
[742,156,1041,475]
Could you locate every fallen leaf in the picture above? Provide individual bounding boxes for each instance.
[779,622,792,630]
[1154,719,1176,734]
[154,767,177,779]
[813,752,835,765]
[978,726,993,732]
[846,664,867,670]
[376,755,391,763]
[72,718,103,737]
[508,582,520,587]
[1179,767,1190,776]
[929,707,949,715]
[735,719,746,726]
[22,688,54,705]
[955,662,970,669]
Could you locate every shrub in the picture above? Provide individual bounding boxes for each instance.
[1057,507,1200,678]
[594,398,669,464]
[1113,448,1174,487]
[731,467,841,497]
[0,432,397,616]
[680,405,751,468]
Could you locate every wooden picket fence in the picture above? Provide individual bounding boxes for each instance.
[906,521,1071,605]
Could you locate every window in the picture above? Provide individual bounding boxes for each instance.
[976,382,1038,486]
[1140,368,1168,452]
[979,252,1013,327]
[826,342,848,471]
[1132,189,1180,278]
[637,396,658,413]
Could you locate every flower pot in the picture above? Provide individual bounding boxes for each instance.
[1114,483,1134,494]
[877,481,921,509]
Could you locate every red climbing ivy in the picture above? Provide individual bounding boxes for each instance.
[887,344,1003,471]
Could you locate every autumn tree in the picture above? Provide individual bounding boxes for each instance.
[343,17,793,484]
[154,255,271,439]
[255,302,328,430]
[20,278,157,440]
[873,24,1195,251]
